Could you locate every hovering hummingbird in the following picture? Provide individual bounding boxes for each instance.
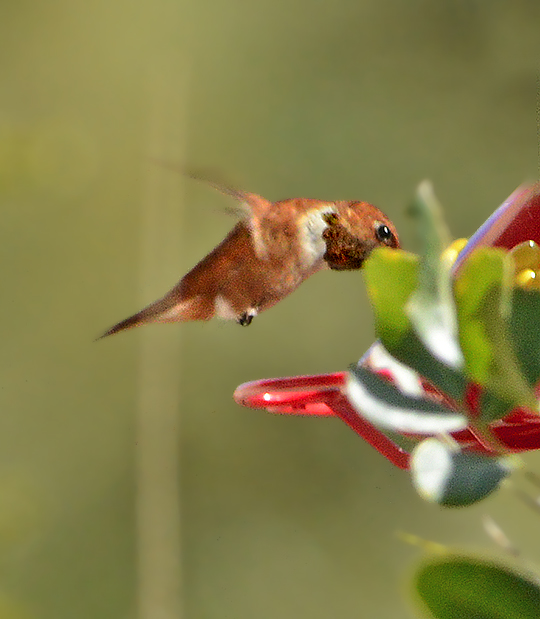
[101,182,399,337]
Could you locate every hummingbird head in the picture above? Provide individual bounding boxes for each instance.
[322,201,399,270]
[294,199,399,272]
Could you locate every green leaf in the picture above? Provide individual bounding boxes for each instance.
[407,180,452,268]
[510,287,540,387]
[363,247,419,348]
[407,181,463,370]
[346,366,466,435]
[413,556,540,619]
[478,288,537,417]
[363,248,466,403]
[411,439,511,507]
[393,331,466,403]
[454,248,537,420]
[454,248,510,383]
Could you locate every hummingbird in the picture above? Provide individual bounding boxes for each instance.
[101,182,399,337]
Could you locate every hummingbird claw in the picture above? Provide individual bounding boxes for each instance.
[238,311,254,326]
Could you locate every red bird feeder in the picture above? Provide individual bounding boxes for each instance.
[234,184,540,470]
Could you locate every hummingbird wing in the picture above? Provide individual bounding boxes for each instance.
[188,171,273,260]
[151,161,274,260]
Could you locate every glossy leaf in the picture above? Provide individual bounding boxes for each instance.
[392,331,466,404]
[346,366,466,435]
[413,555,540,619]
[411,439,511,507]
[364,249,466,402]
[454,248,510,382]
[363,247,419,348]
[454,248,537,420]
[407,180,451,268]
[363,341,424,398]
[406,181,463,370]
[510,287,540,388]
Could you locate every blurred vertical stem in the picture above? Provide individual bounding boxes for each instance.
[136,61,187,619]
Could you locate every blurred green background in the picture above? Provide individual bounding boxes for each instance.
[1,1,540,617]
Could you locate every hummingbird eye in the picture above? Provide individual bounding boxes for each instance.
[375,223,395,245]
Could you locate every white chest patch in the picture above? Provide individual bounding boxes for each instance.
[214,295,239,320]
[297,206,336,268]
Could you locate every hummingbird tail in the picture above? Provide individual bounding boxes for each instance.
[99,293,215,338]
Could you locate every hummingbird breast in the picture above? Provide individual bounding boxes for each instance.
[178,221,304,319]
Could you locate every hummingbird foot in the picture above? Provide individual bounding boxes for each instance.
[237,310,256,326]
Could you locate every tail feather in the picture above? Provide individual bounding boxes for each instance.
[100,220,256,339]
[99,294,215,339]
